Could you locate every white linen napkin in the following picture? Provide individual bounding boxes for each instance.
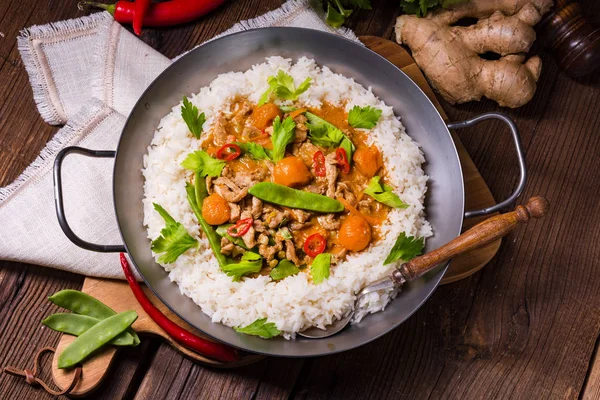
[0,0,360,279]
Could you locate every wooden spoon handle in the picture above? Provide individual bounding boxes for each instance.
[398,197,549,282]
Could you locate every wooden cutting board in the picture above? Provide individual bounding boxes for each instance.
[51,37,500,396]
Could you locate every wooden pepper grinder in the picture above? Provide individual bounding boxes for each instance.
[539,0,600,77]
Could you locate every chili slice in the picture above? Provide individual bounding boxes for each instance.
[227,218,253,237]
[216,144,241,161]
[336,148,350,174]
[120,253,239,362]
[313,151,326,177]
[303,233,327,257]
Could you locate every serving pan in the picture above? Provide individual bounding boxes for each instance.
[53,27,526,357]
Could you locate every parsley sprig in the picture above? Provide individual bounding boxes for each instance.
[348,105,382,129]
[181,150,225,177]
[305,112,356,162]
[222,252,263,281]
[364,176,408,208]
[384,233,425,265]
[234,318,281,339]
[258,70,312,106]
[271,116,296,162]
[311,253,331,284]
[237,142,273,161]
[151,204,197,264]
[270,259,300,281]
[181,97,206,139]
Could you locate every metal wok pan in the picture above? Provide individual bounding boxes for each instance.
[54,27,526,357]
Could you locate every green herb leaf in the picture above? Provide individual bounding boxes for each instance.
[237,142,273,161]
[271,116,296,162]
[181,150,225,177]
[364,176,408,208]
[151,204,197,264]
[326,3,347,28]
[222,252,263,281]
[181,97,206,139]
[258,70,312,106]
[234,318,281,339]
[311,253,331,284]
[384,233,425,265]
[270,259,300,281]
[277,228,293,240]
[306,112,355,163]
[348,105,382,129]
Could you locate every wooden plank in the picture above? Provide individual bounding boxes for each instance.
[1,0,600,400]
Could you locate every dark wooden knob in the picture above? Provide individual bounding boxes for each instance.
[398,197,549,282]
[539,0,600,77]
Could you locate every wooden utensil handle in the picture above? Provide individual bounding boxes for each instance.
[398,197,549,282]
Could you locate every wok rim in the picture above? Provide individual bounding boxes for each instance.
[113,27,465,357]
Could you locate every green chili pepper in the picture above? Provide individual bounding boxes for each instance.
[216,225,250,250]
[58,311,138,369]
[185,176,230,268]
[248,182,344,213]
[42,313,134,346]
[48,290,140,346]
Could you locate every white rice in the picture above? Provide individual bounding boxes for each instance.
[142,57,432,338]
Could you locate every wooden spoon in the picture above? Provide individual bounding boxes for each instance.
[298,196,549,339]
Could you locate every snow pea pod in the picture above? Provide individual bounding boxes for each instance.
[42,313,134,346]
[185,175,230,268]
[248,182,344,213]
[58,311,138,369]
[49,290,140,346]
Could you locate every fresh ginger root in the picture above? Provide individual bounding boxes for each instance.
[395,0,554,108]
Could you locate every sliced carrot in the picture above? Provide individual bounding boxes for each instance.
[289,108,308,119]
[337,197,382,226]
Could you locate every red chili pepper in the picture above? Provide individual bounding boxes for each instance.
[119,253,239,362]
[79,0,226,28]
[216,143,241,161]
[303,233,326,257]
[313,151,326,177]
[133,0,151,36]
[336,148,350,174]
[227,218,253,237]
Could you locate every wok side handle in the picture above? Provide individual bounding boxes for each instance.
[447,112,527,219]
[53,146,126,253]
[395,197,549,282]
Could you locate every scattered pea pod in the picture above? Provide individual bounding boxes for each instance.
[49,289,140,346]
[58,311,138,369]
[248,182,344,213]
[42,313,134,346]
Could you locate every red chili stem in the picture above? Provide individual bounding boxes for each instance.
[133,0,151,35]
[303,233,326,257]
[119,253,239,363]
[227,218,253,237]
[79,0,226,27]
[313,151,326,177]
[216,143,241,161]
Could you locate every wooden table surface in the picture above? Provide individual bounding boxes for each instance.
[1,1,600,399]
